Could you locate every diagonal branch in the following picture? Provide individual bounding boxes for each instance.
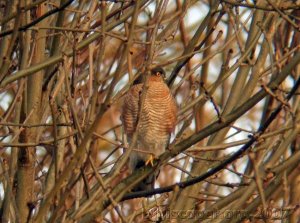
[107,50,300,202]
[0,0,75,38]
[167,4,223,86]
[122,75,300,200]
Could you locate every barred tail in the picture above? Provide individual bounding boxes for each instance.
[132,158,159,193]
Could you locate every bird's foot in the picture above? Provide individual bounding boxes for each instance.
[145,154,155,166]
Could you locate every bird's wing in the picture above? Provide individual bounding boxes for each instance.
[121,84,142,137]
[164,93,177,133]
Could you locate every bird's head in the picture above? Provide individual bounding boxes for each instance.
[132,67,166,85]
[150,67,166,81]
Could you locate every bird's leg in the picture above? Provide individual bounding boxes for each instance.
[145,154,155,166]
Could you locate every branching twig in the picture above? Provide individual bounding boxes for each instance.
[0,0,75,38]
[121,76,300,200]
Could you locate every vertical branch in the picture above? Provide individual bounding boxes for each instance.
[16,2,46,223]
[1,1,300,222]
[0,0,19,82]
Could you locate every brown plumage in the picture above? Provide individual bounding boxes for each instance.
[122,67,177,191]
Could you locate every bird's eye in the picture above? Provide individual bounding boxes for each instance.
[156,72,161,77]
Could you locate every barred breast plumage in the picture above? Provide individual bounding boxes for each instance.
[121,67,177,192]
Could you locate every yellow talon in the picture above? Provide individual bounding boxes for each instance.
[145,154,154,166]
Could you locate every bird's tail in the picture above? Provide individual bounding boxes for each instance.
[132,158,159,193]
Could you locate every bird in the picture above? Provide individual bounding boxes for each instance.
[121,67,177,191]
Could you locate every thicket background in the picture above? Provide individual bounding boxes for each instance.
[0,0,300,222]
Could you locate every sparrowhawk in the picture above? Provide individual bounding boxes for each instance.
[122,67,177,191]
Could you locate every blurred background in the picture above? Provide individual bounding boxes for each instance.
[0,0,300,222]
